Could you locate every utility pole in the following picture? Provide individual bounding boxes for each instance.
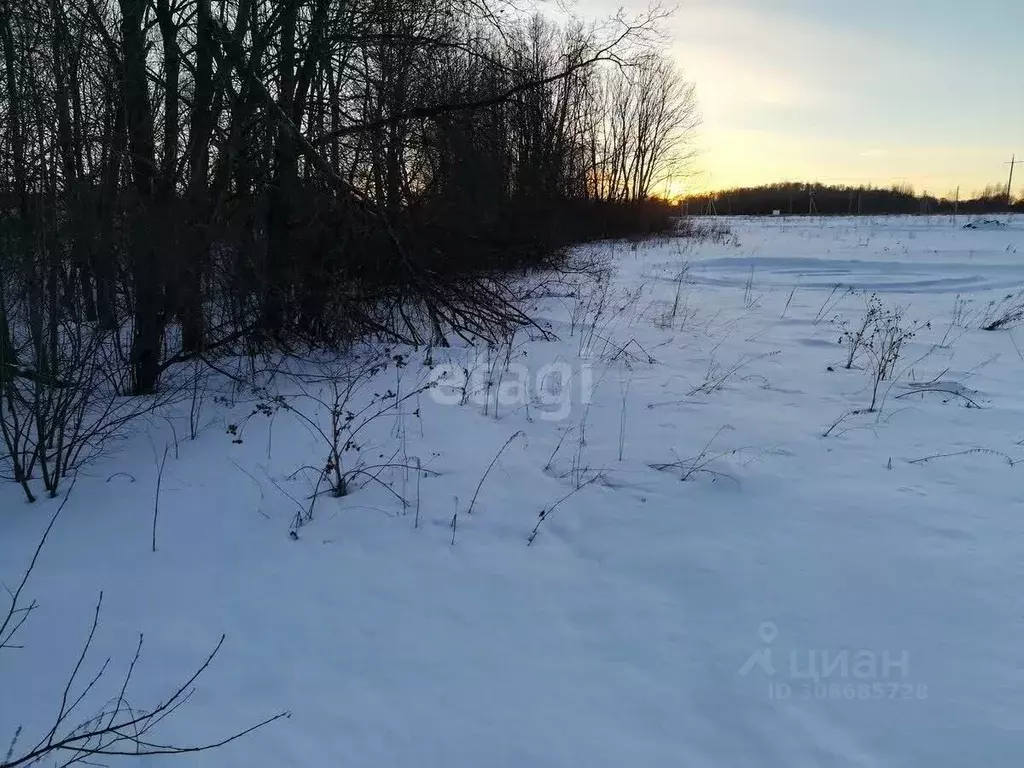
[1006,154,1023,207]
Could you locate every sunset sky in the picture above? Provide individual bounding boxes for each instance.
[603,0,1023,196]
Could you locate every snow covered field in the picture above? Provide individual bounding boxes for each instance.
[3,215,1023,767]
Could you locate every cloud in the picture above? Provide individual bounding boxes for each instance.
[654,0,1020,192]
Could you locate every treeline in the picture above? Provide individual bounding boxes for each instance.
[0,0,697,401]
[685,182,1024,217]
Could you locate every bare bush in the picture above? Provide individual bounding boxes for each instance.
[274,351,432,528]
[569,268,614,353]
[0,311,184,503]
[527,475,600,546]
[938,294,974,347]
[467,431,526,515]
[685,221,739,247]
[840,294,880,369]
[909,448,1015,466]
[980,290,1024,331]
[688,351,780,396]
[654,249,694,330]
[861,303,928,412]
[1,495,286,768]
[650,425,740,483]
[813,285,853,326]
[742,265,758,309]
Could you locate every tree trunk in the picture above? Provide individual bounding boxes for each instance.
[119,0,163,394]
[155,0,179,200]
[181,0,216,354]
[263,0,300,335]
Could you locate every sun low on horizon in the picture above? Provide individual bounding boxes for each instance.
[602,0,1024,198]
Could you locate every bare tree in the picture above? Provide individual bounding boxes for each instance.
[0,0,691,447]
[595,54,699,202]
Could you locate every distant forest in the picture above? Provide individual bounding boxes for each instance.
[683,182,1024,217]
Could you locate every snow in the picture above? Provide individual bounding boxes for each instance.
[3,214,1024,767]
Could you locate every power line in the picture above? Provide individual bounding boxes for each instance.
[1006,154,1023,205]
